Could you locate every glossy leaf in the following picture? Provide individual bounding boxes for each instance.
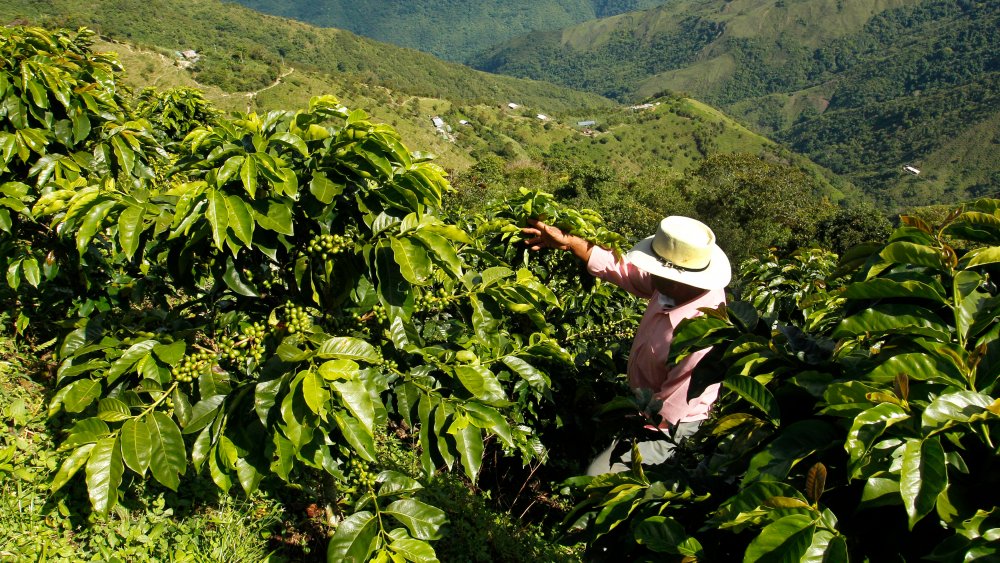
[901,436,947,529]
[86,436,124,515]
[120,418,152,476]
[327,511,378,563]
[316,337,380,362]
[147,411,186,490]
[454,365,508,405]
[384,499,447,541]
[744,514,816,563]
[724,375,779,424]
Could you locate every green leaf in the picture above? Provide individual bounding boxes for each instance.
[743,420,838,484]
[152,341,186,365]
[223,256,258,297]
[864,352,966,388]
[75,200,117,256]
[846,403,910,477]
[922,390,994,431]
[97,397,132,422]
[206,188,229,250]
[117,204,145,259]
[384,499,447,541]
[309,171,344,204]
[182,395,226,434]
[22,257,40,287]
[334,411,376,462]
[501,355,550,392]
[634,515,701,556]
[391,236,433,285]
[879,241,945,270]
[802,530,848,563]
[332,379,376,433]
[217,155,244,187]
[901,436,947,529]
[744,514,816,563]
[413,230,462,279]
[120,418,152,476]
[86,436,124,516]
[454,365,508,405]
[147,411,186,490]
[724,375,779,423]
[62,378,103,413]
[50,443,96,492]
[316,337,380,362]
[327,511,377,563]
[832,304,950,341]
[106,340,157,384]
[451,419,484,482]
[964,246,1000,268]
[376,470,423,499]
[389,537,440,563]
[302,370,330,414]
[843,278,946,304]
[225,194,254,247]
[240,155,258,198]
[318,359,360,380]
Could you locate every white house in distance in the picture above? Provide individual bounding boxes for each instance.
[537,114,548,121]
[904,165,921,175]
[507,102,520,110]
[431,116,445,129]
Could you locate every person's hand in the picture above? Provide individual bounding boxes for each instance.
[521,218,573,251]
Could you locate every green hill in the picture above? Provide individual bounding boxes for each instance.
[1,0,854,187]
[0,0,612,115]
[473,0,1000,210]
[224,0,670,62]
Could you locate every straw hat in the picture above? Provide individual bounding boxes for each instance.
[625,216,731,290]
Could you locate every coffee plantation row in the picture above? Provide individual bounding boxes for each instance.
[2,26,999,561]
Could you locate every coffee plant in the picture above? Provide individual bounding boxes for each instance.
[560,203,1000,561]
[1,25,648,561]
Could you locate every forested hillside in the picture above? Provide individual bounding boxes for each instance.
[474,0,999,210]
[225,0,670,62]
[0,0,610,114]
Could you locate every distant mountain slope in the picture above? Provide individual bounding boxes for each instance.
[0,0,612,115]
[474,0,999,209]
[225,0,670,62]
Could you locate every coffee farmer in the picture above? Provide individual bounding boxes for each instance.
[522,216,731,474]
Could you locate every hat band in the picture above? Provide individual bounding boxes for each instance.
[658,254,710,272]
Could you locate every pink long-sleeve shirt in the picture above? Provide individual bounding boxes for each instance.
[587,246,725,426]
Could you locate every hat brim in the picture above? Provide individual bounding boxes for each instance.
[625,236,731,290]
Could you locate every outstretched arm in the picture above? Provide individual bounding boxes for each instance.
[521,218,594,262]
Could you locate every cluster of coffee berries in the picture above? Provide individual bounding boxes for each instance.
[307,233,350,259]
[171,350,214,383]
[370,304,389,324]
[414,287,453,313]
[217,322,268,366]
[284,303,311,334]
[348,456,377,490]
[379,357,399,372]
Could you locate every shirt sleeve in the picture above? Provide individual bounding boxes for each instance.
[586,246,655,299]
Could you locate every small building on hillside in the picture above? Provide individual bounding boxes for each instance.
[904,165,921,175]
[536,114,548,121]
[577,120,596,127]
[431,116,445,129]
[507,102,520,110]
